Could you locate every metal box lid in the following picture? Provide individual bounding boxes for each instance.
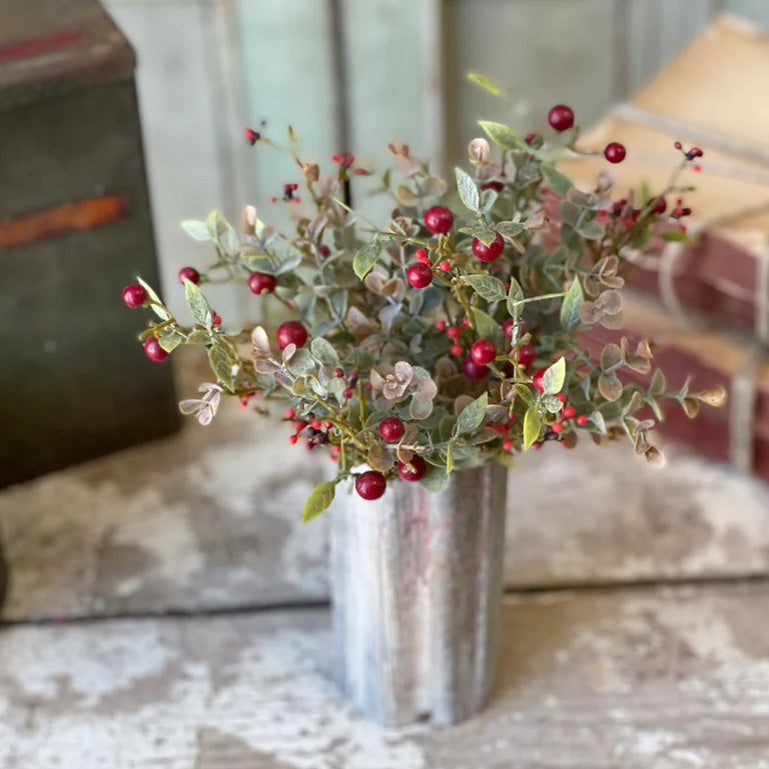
[0,0,135,110]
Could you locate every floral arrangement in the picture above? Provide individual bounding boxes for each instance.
[122,100,725,519]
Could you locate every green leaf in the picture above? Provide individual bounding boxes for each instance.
[523,405,542,449]
[459,220,498,245]
[496,221,525,238]
[467,71,502,95]
[455,167,480,212]
[181,219,213,242]
[478,120,525,151]
[302,480,337,522]
[507,277,525,318]
[208,343,235,390]
[420,467,450,493]
[455,393,488,436]
[157,326,185,352]
[136,276,170,320]
[473,308,504,348]
[286,349,316,375]
[560,276,583,330]
[541,164,573,196]
[446,440,454,474]
[650,368,666,398]
[459,274,506,303]
[185,329,211,345]
[541,357,566,395]
[661,229,694,243]
[310,337,339,368]
[353,239,382,280]
[184,279,212,327]
[576,220,605,240]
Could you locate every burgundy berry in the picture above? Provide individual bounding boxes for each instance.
[122,283,147,308]
[472,232,504,262]
[248,271,276,295]
[471,339,497,365]
[482,180,504,192]
[576,415,588,426]
[604,142,626,164]
[515,343,536,367]
[532,367,547,393]
[276,320,308,350]
[462,355,489,380]
[548,104,574,132]
[650,197,667,215]
[407,262,433,288]
[143,336,168,361]
[178,266,200,284]
[355,470,387,500]
[379,417,405,442]
[397,455,427,482]
[423,205,454,234]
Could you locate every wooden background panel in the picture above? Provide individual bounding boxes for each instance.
[105,0,248,324]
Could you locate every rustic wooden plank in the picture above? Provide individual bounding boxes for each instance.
[2,583,769,767]
[105,0,246,323]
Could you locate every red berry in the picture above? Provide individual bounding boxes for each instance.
[248,271,276,295]
[651,197,667,215]
[548,104,574,132]
[503,318,527,341]
[343,388,354,399]
[502,439,514,451]
[451,343,463,356]
[423,205,454,234]
[415,248,430,264]
[482,180,504,191]
[604,142,626,164]
[122,284,147,308]
[212,312,222,326]
[439,260,451,271]
[674,141,682,150]
[515,343,537,367]
[691,146,703,158]
[447,326,460,339]
[379,417,405,442]
[532,367,547,392]
[276,320,308,349]
[471,339,497,365]
[311,419,322,430]
[178,266,200,284]
[319,244,331,257]
[245,127,260,145]
[525,132,539,144]
[293,420,306,431]
[462,355,489,380]
[356,470,387,500]
[407,262,433,288]
[472,232,504,262]
[435,320,446,330]
[551,421,564,434]
[284,407,296,419]
[576,415,588,426]
[556,393,567,403]
[397,455,426,482]
[143,336,168,361]
[333,367,344,377]
[289,435,298,445]
[562,405,576,419]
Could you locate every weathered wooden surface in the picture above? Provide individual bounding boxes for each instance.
[3,351,769,620]
[3,582,769,767]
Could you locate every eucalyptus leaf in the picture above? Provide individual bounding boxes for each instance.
[455,167,480,212]
[310,337,339,368]
[541,164,573,196]
[560,276,583,330]
[460,274,506,303]
[181,219,212,242]
[353,239,382,280]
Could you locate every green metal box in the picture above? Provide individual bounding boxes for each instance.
[0,0,180,487]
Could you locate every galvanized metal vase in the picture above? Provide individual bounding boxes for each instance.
[331,463,508,726]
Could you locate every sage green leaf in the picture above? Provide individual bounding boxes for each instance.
[473,308,504,348]
[560,276,583,330]
[157,327,185,352]
[496,221,525,238]
[541,164,573,196]
[650,368,666,398]
[507,277,524,318]
[185,329,211,345]
[577,220,605,241]
[185,279,212,327]
[455,167,480,212]
[542,394,563,413]
[478,120,525,151]
[455,392,488,436]
[523,405,542,449]
[467,71,502,95]
[542,357,566,395]
[311,337,339,368]
[460,274,506,303]
[353,239,382,280]
[459,220,497,244]
[136,276,170,320]
[446,440,454,474]
[598,371,623,401]
[181,219,213,242]
[601,343,624,371]
[420,467,450,492]
[286,348,316,375]
[514,383,534,405]
[661,229,693,243]
[208,344,235,391]
[302,480,337,522]
[591,410,607,434]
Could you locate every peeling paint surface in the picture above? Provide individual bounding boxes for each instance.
[2,586,769,768]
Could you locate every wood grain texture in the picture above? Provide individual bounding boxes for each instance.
[3,583,769,767]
